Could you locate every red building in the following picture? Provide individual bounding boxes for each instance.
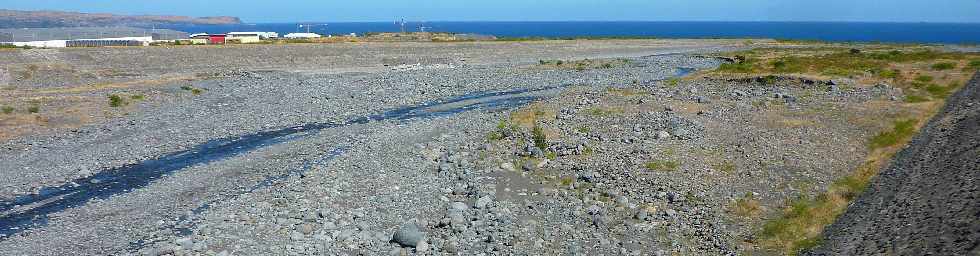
[208,34,226,44]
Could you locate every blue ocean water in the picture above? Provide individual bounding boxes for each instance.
[157,21,980,44]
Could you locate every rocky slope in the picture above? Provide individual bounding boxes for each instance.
[811,72,980,255]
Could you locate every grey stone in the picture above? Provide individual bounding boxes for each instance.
[392,222,426,248]
[450,202,468,212]
[176,237,193,251]
[475,196,493,209]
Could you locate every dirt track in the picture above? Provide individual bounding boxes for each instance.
[812,72,980,255]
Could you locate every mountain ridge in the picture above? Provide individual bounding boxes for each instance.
[0,9,242,29]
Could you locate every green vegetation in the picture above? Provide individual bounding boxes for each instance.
[644,160,679,172]
[717,56,757,73]
[585,107,619,117]
[1,106,13,114]
[930,62,956,70]
[532,125,548,151]
[0,44,31,49]
[914,75,934,83]
[575,126,591,133]
[713,161,736,173]
[181,85,205,95]
[967,59,980,70]
[130,94,145,100]
[108,94,126,107]
[665,77,681,87]
[876,68,900,79]
[868,119,918,150]
[27,105,39,113]
[925,82,957,99]
[904,94,930,103]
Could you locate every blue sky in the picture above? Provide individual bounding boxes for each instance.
[4,0,980,23]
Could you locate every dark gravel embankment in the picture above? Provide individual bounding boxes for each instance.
[812,72,980,255]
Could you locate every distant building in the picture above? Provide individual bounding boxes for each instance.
[228,32,278,39]
[207,34,227,44]
[66,37,153,47]
[283,33,321,39]
[4,36,153,48]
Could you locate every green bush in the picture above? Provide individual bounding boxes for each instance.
[532,125,548,151]
[931,62,956,70]
[27,105,39,113]
[108,94,126,107]
[1,106,13,114]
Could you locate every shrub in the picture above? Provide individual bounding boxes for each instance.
[1,106,13,114]
[191,88,204,95]
[180,85,193,91]
[130,94,145,100]
[849,48,862,55]
[532,125,548,150]
[555,60,563,66]
[108,94,127,107]
[931,62,956,70]
[27,105,39,113]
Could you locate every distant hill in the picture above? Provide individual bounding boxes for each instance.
[0,9,242,29]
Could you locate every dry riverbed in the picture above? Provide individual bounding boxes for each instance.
[0,40,976,256]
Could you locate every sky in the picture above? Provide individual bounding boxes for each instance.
[3,0,980,23]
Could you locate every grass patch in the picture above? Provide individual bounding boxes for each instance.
[868,119,918,150]
[575,126,590,133]
[191,88,204,95]
[130,94,145,100]
[732,193,762,217]
[665,77,681,88]
[914,75,934,83]
[904,94,930,103]
[1,106,13,114]
[585,107,620,117]
[713,161,736,174]
[645,160,680,172]
[925,83,955,99]
[930,62,956,70]
[968,59,980,70]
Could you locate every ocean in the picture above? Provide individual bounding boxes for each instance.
[157,21,980,44]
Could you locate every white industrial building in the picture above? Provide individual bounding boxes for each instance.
[3,36,153,48]
[283,33,322,39]
[227,32,278,39]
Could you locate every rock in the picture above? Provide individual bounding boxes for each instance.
[696,96,709,103]
[392,222,426,248]
[500,162,516,172]
[299,223,315,235]
[450,202,468,212]
[475,196,493,209]
[732,90,747,97]
[522,161,538,172]
[416,240,430,252]
[176,237,193,251]
[656,130,670,140]
[635,208,650,221]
